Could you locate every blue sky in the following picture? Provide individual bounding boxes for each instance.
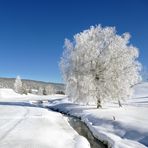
[0,0,147,83]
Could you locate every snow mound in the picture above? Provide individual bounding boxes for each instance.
[74,136,90,148]
[0,88,22,99]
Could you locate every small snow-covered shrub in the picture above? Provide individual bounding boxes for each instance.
[14,75,23,94]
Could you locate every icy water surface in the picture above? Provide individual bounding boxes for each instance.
[68,117,107,148]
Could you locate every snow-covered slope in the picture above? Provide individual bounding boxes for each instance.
[47,82,148,148]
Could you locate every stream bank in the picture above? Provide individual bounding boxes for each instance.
[46,105,107,148]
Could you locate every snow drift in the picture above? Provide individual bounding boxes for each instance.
[0,88,22,99]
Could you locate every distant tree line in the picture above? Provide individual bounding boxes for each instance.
[0,76,65,95]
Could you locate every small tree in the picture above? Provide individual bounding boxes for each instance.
[22,83,28,95]
[43,88,47,95]
[60,25,141,107]
[45,85,55,95]
[38,87,43,95]
[29,89,32,94]
[14,75,23,94]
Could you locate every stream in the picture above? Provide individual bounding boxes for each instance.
[68,116,107,148]
[34,100,107,148]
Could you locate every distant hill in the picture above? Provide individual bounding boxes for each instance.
[0,77,65,94]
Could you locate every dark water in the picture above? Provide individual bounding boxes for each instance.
[68,117,107,148]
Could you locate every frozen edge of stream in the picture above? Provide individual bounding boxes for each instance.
[46,106,108,148]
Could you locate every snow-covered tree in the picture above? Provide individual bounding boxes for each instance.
[38,87,43,95]
[60,25,142,107]
[43,88,47,95]
[14,75,23,94]
[22,83,28,95]
[45,85,55,95]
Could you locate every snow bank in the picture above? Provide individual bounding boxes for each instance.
[0,88,23,99]
[74,136,90,148]
[0,102,90,148]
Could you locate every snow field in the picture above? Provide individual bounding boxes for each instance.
[0,101,90,148]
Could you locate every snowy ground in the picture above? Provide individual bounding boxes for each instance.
[46,82,148,148]
[0,82,148,148]
[0,88,65,101]
[0,89,90,148]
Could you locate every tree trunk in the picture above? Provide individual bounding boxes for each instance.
[97,98,102,108]
[118,100,122,107]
